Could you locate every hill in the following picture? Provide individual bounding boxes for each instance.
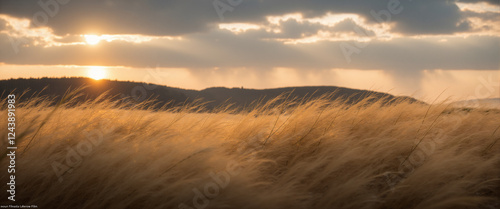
[0,77,422,109]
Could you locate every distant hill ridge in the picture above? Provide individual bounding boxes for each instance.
[0,77,422,109]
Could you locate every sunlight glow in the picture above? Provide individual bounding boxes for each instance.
[85,35,102,45]
[218,23,261,33]
[456,2,500,13]
[82,34,160,45]
[87,66,107,80]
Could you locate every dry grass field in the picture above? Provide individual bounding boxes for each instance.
[1,93,499,209]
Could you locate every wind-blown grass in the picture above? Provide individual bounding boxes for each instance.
[0,93,499,209]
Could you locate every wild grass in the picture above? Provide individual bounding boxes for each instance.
[0,92,499,209]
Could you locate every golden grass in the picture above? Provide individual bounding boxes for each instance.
[0,93,499,209]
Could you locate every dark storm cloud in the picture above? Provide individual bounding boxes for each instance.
[388,0,471,35]
[0,0,484,36]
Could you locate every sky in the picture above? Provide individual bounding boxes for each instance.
[0,0,499,102]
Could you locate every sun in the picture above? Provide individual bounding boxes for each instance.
[87,66,107,80]
[84,35,102,45]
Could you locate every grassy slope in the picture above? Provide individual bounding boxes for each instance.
[0,94,499,209]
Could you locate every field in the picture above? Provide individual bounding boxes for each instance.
[1,93,499,209]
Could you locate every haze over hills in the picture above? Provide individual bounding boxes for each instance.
[0,77,422,109]
[450,98,500,109]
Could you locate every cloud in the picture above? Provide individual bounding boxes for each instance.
[0,0,492,36]
[273,19,326,39]
[330,18,376,36]
[1,27,498,72]
[0,18,7,31]
[0,0,216,36]
[0,0,498,78]
[457,0,500,5]
[463,10,500,22]
[388,0,471,35]
[218,17,378,43]
[460,10,500,34]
